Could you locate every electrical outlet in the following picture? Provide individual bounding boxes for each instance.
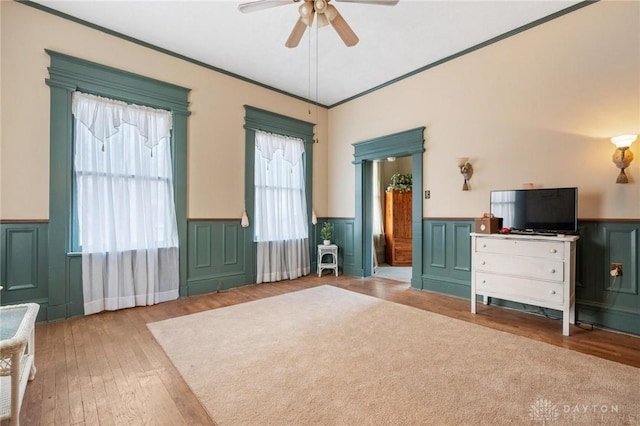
[611,263,623,276]
[425,190,431,199]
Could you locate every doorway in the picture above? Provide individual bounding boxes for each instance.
[352,127,425,288]
[372,156,413,283]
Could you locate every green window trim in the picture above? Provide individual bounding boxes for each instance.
[243,105,315,282]
[45,50,191,317]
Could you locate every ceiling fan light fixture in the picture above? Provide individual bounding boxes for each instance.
[314,0,327,13]
[299,2,313,17]
[324,4,338,20]
[239,0,396,48]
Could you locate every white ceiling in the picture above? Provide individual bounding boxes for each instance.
[32,0,583,106]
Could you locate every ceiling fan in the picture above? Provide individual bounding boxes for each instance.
[238,0,399,48]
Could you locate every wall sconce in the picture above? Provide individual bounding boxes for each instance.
[387,156,396,162]
[457,157,473,191]
[611,134,637,184]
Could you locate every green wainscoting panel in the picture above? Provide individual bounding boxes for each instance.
[187,220,251,295]
[194,223,213,269]
[340,220,357,272]
[4,228,40,291]
[0,222,49,322]
[4,216,636,335]
[574,221,639,335]
[452,223,473,274]
[419,218,640,335]
[422,220,474,298]
[427,222,446,268]
[333,219,358,276]
[603,225,637,295]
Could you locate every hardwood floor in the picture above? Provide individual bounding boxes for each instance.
[9,275,640,425]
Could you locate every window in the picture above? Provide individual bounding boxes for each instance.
[254,130,308,243]
[71,91,180,314]
[72,92,178,253]
[243,106,315,284]
[46,50,190,318]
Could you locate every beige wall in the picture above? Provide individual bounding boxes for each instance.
[328,0,639,219]
[0,1,329,220]
[2,1,638,222]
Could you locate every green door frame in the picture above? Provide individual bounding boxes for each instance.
[352,127,425,288]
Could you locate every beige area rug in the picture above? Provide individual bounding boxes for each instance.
[148,285,639,425]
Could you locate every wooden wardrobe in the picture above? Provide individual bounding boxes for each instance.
[384,190,412,266]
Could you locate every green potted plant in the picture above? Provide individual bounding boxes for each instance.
[321,222,333,245]
[386,173,412,192]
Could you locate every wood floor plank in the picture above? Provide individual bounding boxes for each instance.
[71,318,99,426]
[39,322,62,425]
[20,321,49,425]
[5,275,639,426]
[63,320,85,426]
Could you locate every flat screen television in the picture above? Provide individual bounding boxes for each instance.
[490,187,578,235]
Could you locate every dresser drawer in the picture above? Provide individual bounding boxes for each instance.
[475,253,564,282]
[475,272,564,306]
[476,238,564,260]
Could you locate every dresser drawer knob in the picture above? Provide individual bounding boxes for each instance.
[481,261,486,266]
[550,290,556,295]
[550,249,557,254]
[549,269,556,274]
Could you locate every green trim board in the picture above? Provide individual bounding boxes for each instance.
[243,105,315,283]
[352,127,425,283]
[575,300,640,336]
[19,1,597,109]
[45,50,191,319]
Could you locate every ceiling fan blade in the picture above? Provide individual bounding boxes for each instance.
[334,0,398,4]
[285,17,308,48]
[238,0,292,14]
[325,5,359,47]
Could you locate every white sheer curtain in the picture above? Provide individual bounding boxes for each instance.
[372,161,386,270]
[72,91,179,315]
[254,130,310,283]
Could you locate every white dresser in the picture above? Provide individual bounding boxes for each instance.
[470,233,579,336]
